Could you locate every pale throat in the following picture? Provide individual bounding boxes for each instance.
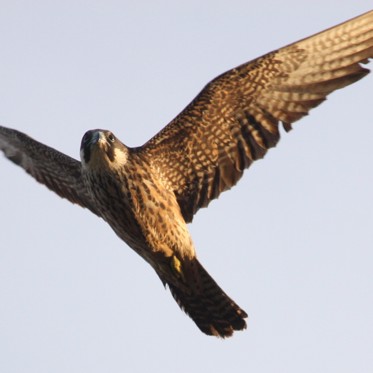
[81,145,129,171]
[112,146,128,166]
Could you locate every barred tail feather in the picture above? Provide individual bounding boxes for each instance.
[167,259,247,338]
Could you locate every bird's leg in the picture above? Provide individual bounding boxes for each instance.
[170,255,186,282]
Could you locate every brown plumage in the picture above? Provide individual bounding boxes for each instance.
[0,10,372,337]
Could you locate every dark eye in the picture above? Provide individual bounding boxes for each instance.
[108,133,115,143]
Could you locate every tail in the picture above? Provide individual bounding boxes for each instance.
[166,258,247,338]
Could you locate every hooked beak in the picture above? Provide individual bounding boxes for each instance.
[80,130,103,164]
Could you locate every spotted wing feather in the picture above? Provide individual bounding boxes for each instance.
[143,10,373,223]
[0,126,100,216]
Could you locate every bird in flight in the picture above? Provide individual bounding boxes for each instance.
[1,10,372,338]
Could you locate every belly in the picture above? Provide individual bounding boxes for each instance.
[84,168,195,264]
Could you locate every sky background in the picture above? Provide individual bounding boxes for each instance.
[0,1,372,372]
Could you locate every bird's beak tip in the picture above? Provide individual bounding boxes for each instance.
[81,130,102,150]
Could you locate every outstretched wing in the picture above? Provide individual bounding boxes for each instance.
[142,10,373,223]
[0,126,100,216]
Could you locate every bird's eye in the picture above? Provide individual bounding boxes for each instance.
[108,133,115,143]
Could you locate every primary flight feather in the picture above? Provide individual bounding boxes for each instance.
[1,10,372,337]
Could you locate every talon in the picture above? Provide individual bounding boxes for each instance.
[170,255,185,282]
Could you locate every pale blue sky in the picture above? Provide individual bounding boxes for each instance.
[0,2,372,372]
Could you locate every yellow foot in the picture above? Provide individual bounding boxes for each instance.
[170,255,186,282]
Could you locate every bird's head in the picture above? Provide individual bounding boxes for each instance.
[80,129,128,169]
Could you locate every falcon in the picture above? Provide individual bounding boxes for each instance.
[1,11,372,338]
